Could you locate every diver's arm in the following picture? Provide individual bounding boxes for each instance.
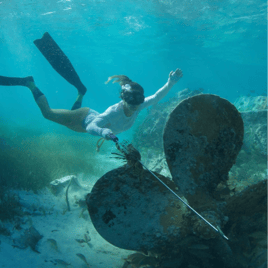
[141,68,183,108]
[85,105,120,141]
[86,117,114,139]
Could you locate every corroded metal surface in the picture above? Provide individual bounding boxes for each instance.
[224,179,267,222]
[86,165,189,251]
[86,94,265,268]
[163,94,244,199]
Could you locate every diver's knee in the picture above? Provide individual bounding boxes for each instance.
[42,110,53,120]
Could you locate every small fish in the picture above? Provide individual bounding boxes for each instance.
[75,238,86,244]
[54,259,71,267]
[138,256,158,267]
[123,253,157,268]
[84,233,91,243]
[76,253,90,267]
[124,253,146,263]
[47,239,60,252]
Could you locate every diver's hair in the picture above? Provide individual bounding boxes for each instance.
[105,75,133,86]
[105,75,145,105]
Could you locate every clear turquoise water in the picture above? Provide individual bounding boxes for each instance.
[0,0,266,138]
[0,3,267,265]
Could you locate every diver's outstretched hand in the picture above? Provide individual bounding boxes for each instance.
[168,68,183,85]
[107,133,119,143]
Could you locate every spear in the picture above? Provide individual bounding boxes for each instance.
[138,160,229,240]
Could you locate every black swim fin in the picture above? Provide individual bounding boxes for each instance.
[34,32,87,95]
[0,75,34,86]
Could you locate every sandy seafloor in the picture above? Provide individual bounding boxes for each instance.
[0,156,134,268]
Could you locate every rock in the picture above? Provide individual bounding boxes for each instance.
[49,175,87,196]
[224,180,267,223]
[240,110,267,155]
[12,226,43,253]
[49,175,75,196]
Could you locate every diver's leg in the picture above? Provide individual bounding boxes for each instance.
[71,94,84,110]
[36,95,89,132]
[0,75,44,100]
[0,75,89,132]
[27,79,89,132]
[33,32,87,110]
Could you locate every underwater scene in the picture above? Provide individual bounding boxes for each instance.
[0,0,267,267]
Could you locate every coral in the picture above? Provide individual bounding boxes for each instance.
[234,96,267,112]
[224,180,267,224]
[240,110,267,156]
[226,148,267,196]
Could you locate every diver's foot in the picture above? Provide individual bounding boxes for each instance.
[24,76,37,90]
[71,94,84,110]
[24,76,34,84]
[71,101,82,110]
[77,84,87,96]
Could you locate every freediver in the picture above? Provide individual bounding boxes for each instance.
[0,32,183,145]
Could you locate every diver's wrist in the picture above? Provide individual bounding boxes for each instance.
[167,80,175,88]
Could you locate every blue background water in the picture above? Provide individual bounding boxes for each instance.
[0,0,266,140]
